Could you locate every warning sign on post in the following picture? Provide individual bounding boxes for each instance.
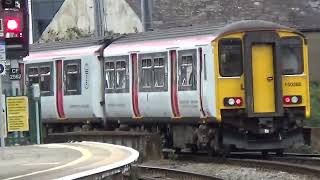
[6,96,29,132]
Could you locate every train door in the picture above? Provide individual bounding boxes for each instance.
[251,45,275,113]
[244,32,283,117]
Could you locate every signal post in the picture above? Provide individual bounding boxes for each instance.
[0,0,29,148]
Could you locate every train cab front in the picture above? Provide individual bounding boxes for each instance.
[214,22,310,151]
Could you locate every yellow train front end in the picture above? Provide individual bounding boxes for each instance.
[213,22,310,152]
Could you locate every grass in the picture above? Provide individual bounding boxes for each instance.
[305,82,320,127]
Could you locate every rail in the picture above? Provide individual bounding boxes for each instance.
[128,164,223,180]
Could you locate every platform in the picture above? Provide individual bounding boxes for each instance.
[0,142,139,180]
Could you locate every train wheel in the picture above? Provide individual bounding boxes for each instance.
[275,149,284,156]
[262,150,269,157]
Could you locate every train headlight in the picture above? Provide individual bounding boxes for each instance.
[228,98,235,106]
[224,97,243,107]
[291,96,299,104]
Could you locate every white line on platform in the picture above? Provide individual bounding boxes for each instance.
[4,144,92,180]
[23,162,61,166]
[55,141,139,180]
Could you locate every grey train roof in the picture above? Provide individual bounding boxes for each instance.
[115,20,303,44]
[29,20,302,52]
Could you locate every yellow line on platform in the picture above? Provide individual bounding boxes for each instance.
[4,144,92,180]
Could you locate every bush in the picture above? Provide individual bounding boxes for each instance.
[305,82,320,127]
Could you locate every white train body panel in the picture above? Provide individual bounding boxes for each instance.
[104,35,217,119]
[202,45,216,117]
[24,46,104,122]
[104,53,133,117]
[24,34,218,123]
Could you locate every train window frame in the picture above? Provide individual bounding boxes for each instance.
[39,66,51,95]
[178,49,197,91]
[26,62,54,96]
[141,58,153,88]
[104,56,129,93]
[138,52,168,92]
[105,61,115,91]
[64,60,81,96]
[280,37,304,75]
[153,57,165,88]
[218,38,243,77]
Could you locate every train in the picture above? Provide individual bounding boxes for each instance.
[23,20,310,155]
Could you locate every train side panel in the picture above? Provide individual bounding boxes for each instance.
[202,45,216,118]
[63,56,103,120]
[104,55,133,118]
[137,51,172,118]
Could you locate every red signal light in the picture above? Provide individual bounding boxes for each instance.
[5,17,21,33]
[235,98,243,106]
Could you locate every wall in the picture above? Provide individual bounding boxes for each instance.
[104,0,143,34]
[305,32,320,82]
[39,0,142,42]
[39,0,95,42]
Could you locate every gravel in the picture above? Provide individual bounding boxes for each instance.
[142,160,319,180]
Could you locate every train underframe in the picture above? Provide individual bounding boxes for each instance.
[185,107,305,155]
[43,107,306,155]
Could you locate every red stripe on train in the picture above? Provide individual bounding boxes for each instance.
[131,53,141,118]
[199,48,207,117]
[170,50,180,117]
[56,60,65,119]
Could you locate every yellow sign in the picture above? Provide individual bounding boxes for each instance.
[6,96,29,132]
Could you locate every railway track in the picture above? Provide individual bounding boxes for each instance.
[174,153,320,178]
[127,164,223,180]
[46,131,320,178]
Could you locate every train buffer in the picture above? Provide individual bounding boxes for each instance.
[0,141,139,180]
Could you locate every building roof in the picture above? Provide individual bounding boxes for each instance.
[126,0,320,31]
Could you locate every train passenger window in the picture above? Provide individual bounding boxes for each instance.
[39,66,51,94]
[64,60,81,95]
[139,52,168,92]
[115,61,126,89]
[180,55,194,87]
[178,50,197,91]
[219,39,243,77]
[28,67,39,84]
[105,56,129,93]
[141,58,153,88]
[154,57,165,87]
[105,61,115,89]
[26,63,53,96]
[281,37,303,75]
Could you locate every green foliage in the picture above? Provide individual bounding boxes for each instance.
[38,27,93,43]
[305,82,320,127]
[168,151,178,160]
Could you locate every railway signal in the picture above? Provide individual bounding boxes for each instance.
[1,0,29,59]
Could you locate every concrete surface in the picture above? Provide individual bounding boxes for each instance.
[311,128,320,153]
[0,142,139,180]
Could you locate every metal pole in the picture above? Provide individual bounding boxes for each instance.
[35,99,40,144]
[28,0,33,44]
[0,76,5,148]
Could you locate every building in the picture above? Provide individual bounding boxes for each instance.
[31,0,64,42]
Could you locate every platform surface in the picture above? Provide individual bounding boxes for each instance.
[0,142,139,180]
